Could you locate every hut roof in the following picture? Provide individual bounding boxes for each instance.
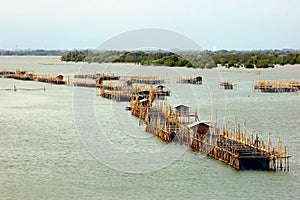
[156,84,165,88]
[174,104,190,109]
[139,99,149,103]
[138,90,150,94]
[187,121,209,129]
[17,71,26,75]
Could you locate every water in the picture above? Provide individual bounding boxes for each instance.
[0,56,299,199]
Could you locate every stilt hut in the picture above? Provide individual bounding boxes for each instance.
[174,104,190,117]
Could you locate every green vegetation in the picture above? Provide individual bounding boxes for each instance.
[62,50,196,67]
[2,49,300,69]
[211,50,300,68]
[60,50,88,62]
[60,50,300,69]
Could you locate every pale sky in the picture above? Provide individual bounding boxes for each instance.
[0,0,299,50]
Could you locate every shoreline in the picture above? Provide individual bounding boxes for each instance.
[0,56,299,76]
[216,64,300,73]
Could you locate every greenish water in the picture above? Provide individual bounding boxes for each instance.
[0,56,299,199]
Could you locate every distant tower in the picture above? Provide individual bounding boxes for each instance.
[212,45,218,51]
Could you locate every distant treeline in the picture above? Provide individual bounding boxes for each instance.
[211,51,300,68]
[61,50,300,69]
[61,51,194,67]
[0,49,64,56]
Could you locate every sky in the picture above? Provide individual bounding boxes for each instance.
[0,0,299,50]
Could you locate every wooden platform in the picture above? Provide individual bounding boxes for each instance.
[254,80,300,93]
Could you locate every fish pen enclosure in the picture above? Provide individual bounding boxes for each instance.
[1,70,36,81]
[253,80,300,93]
[219,82,236,90]
[1,69,292,171]
[145,103,291,171]
[129,87,154,121]
[129,75,164,85]
[179,75,202,85]
[99,80,133,102]
[128,86,291,171]
[73,81,96,88]
[74,72,120,80]
[1,70,70,85]
[98,79,171,102]
[200,124,290,171]
[37,74,66,85]
[153,85,171,99]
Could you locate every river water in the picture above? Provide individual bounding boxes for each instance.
[0,56,299,199]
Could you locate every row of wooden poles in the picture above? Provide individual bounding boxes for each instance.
[0,85,46,91]
[206,119,289,171]
[1,70,291,170]
[0,70,71,85]
[128,87,290,171]
[253,80,300,93]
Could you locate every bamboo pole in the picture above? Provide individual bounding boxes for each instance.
[284,145,287,171]
[278,137,282,170]
[267,132,270,153]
